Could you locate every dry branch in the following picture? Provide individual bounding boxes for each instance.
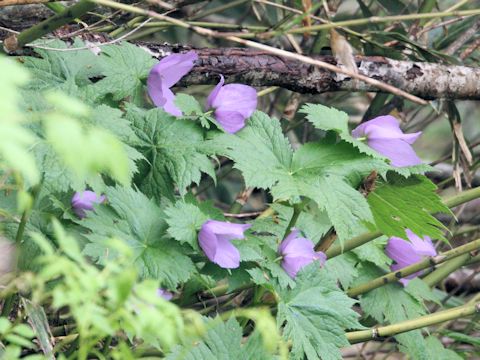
[139,43,480,100]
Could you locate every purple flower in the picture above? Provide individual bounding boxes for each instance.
[147,51,198,116]
[279,229,327,279]
[385,229,437,286]
[352,115,422,167]
[198,220,252,269]
[206,75,257,134]
[157,288,173,301]
[71,191,106,219]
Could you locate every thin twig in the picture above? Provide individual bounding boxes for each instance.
[0,0,52,7]
[27,18,153,51]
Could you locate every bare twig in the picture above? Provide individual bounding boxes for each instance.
[445,19,480,55]
[27,18,153,51]
[0,0,51,7]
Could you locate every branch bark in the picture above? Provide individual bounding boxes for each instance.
[138,43,480,100]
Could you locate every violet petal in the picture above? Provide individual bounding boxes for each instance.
[386,237,422,267]
[71,190,105,219]
[206,75,225,109]
[198,220,251,269]
[214,110,248,134]
[385,229,438,286]
[367,138,422,167]
[279,229,326,279]
[211,83,257,118]
[157,288,173,301]
[352,115,423,167]
[147,51,197,116]
[206,77,257,133]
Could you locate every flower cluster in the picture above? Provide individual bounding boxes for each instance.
[71,55,429,284]
[147,52,257,134]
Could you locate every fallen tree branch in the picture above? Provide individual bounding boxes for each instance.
[136,43,480,100]
[91,0,427,104]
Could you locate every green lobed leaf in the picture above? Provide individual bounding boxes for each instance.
[91,42,156,104]
[126,105,217,199]
[324,252,359,289]
[300,103,384,159]
[80,186,196,288]
[166,318,274,360]
[165,196,223,250]
[43,103,130,186]
[366,174,451,241]
[22,39,101,94]
[0,56,40,185]
[277,264,362,360]
[175,93,204,115]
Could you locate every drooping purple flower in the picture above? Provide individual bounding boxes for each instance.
[385,229,437,286]
[352,115,422,167]
[147,51,198,116]
[157,288,173,301]
[279,229,327,279]
[206,75,257,134]
[71,190,106,219]
[198,220,252,269]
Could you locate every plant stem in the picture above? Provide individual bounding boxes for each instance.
[284,9,480,35]
[443,186,480,208]
[45,2,66,13]
[1,183,42,317]
[422,253,472,287]
[228,187,253,216]
[283,203,302,239]
[189,0,250,21]
[346,302,480,344]
[347,238,480,297]
[326,230,382,258]
[4,0,95,52]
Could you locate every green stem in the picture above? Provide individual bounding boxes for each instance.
[45,2,67,13]
[346,302,480,344]
[109,16,144,37]
[145,21,267,31]
[6,0,95,51]
[284,9,480,35]
[326,230,382,258]
[466,252,480,266]
[347,238,480,297]
[443,186,480,208]
[422,253,472,287]
[1,183,42,317]
[283,203,302,239]
[189,0,251,21]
